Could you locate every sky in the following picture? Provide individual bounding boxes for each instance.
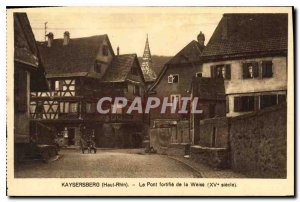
[26,7,223,56]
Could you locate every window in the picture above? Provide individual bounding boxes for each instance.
[86,103,96,113]
[168,75,173,83]
[242,62,259,79]
[262,61,273,78]
[94,61,101,73]
[55,80,60,91]
[168,74,179,83]
[210,64,231,80]
[69,103,78,113]
[196,72,202,77]
[133,85,140,96]
[102,45,109,56]
[260,95,277,109]
[234,96,255,112]
[60,102,70,113]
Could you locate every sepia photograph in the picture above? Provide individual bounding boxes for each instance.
[6,6,294,196]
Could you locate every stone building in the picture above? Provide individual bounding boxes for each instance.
[201,14,288,117]
[31,32,146,148]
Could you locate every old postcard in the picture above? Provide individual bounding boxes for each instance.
[6,6,294,196]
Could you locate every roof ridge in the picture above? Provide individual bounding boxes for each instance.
[37,34,107,42]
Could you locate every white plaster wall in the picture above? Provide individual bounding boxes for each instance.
[202,56,287,117]
[202,56,287,94]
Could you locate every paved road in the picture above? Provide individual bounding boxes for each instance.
[15,149,201,178]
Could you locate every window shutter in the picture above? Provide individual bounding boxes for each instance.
[234,97,241,112]
[248,96,255,111]
[268,62,273,77]
[253,62,259,78]
[226,96,229,113]
[210,65,216,78]
[262,61,273,78]
[254,96,259,111]
[225,64,231,80]
[262,61,267,77]
[242,63,248,79]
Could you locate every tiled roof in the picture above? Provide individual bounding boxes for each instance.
[37,35,109,75]
[202,14,288,59]
[167,40,204,65]
[101,54,139,82]
[14,13,39,67]
[202,37,287,58]
[14,13,49,91]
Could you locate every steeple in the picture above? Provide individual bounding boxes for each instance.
[142,34,152,62]
[141,34,157,83]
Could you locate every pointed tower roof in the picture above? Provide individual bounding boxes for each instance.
[141,34,157,83]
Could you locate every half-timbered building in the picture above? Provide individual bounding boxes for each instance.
[31,33,146,148]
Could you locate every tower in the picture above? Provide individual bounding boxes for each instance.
[141,34,157,85]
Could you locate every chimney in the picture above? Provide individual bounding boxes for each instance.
[63,31,70,46]
[46,32,54,47]
[197,31,205,48]
[117,46,120,56]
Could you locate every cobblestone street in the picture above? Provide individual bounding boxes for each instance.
[15,149,202,178]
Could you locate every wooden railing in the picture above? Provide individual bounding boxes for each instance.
[30,112,137,123]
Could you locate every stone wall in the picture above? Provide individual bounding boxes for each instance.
[149,120,191,154]
[198,117,229,148]
[191,145,229,168]
[230,103,287,178]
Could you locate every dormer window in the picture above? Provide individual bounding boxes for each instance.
[168,74,179,83]
[102,45,109,56]
[94,61,101,73]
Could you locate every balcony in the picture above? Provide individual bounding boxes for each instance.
[30,112,137,123]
